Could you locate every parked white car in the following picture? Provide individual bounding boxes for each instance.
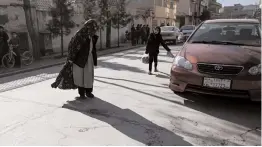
[178,25,196,42]
[160,26,181,45]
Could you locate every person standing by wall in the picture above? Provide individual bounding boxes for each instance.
[146,25,150,41]
[131,24,136,46]
[9,32,21,68]
[136,24,140,44]
[141,25,147,44]
[0,26,9,65]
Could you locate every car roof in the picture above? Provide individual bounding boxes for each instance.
[204,19,259,24]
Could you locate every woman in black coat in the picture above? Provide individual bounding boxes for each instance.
[145,26,172,75]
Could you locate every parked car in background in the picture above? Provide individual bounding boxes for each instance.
[160,26,180,45]
[169,19,261,101]
[178,25,196,42]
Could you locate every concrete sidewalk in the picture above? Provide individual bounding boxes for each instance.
[0,44,144,78]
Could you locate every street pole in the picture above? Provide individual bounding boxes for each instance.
[60,0,64,57]
[117,12,120,47]
[100,14,102,50]
[198,0,202,25]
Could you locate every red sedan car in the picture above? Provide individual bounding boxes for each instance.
[169,19,261,101]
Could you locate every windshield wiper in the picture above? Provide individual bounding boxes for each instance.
[191,41,260,47]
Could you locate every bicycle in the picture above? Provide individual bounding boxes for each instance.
[2,45,33,68]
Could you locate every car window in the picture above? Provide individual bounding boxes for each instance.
[188,22,261,47]
[161,27,175,31]
[181,25,195,30]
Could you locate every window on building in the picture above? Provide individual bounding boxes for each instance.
[164,0,167,7]
[170,0,174,9]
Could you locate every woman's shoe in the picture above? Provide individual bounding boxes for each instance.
[86,92,95,98]
[78,95,86,99]
[154,68,158,72]
[148,71,152,75]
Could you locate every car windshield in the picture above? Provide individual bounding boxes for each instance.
[188,22,261,47]
[181,25,194,30]
[161,27,175,31]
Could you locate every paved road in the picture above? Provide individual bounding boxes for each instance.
[0,45,260,145]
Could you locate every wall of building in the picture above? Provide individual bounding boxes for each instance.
[52,0,145,52]
[220,4,259,19]
[153,0,177,26]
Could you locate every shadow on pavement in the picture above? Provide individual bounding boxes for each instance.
[95,78,184,105]
[156,72,170,79]
[155,74,170,79]
[176,92,261,130]
[109,54,171,63]
[94,76,261,141]
[97,60,146,74]
[95,76,168,89]
[62,98,192,146]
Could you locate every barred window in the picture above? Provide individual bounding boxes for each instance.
[170,0,174,9]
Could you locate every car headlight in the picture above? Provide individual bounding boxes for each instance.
[173,56,193,70]
[248,64,261,75]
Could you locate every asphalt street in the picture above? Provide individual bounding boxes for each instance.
[0,45,260,145]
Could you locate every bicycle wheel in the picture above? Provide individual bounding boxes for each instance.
[21,51,33,66]
[2,54,15,68]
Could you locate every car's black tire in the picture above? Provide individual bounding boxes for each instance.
[173,37,178,45]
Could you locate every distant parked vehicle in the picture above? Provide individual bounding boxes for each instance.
[178,25,196,42]
[160,26,180,45]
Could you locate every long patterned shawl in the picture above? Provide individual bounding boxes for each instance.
[51,20,97,90]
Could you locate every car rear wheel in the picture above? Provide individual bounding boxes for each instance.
[173,37,178,45]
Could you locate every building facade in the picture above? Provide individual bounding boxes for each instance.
[208,0,222,19]
[219,4,259,19]
[127,0,177,29]
[0,0,53,55]
[176,0,209,27]
[154,0,177,27]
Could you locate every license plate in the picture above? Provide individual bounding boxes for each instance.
[203,77,231,89]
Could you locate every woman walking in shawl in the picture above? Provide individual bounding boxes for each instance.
[51,19,99,99]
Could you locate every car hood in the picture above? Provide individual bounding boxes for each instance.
[180,43,261,66]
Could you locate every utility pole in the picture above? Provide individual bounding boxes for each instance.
[117,12,120,47]
[105,0,111,48]
[60,0,64,57]
[100,15,102,50]
[117,0,120,47]
[198,0,203,25]
[23,0,41,59]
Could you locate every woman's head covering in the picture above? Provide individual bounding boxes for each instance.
[155,26,161,35]
[83,19,98,30]
[76,19,98,37]
[67,19,98,61]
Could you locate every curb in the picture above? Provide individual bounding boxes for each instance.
[0,45,144,78]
